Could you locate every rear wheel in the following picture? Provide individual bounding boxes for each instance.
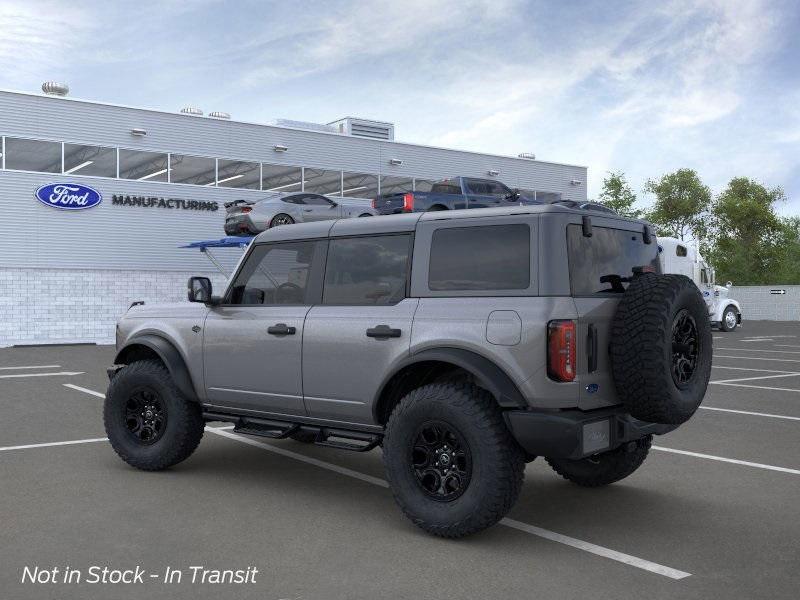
[720,306,738,332]
[104,359,204,471]
[270,213,294,227]
[546,436,652,487]
[383,380,525,538]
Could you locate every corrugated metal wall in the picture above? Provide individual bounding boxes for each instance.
[730,286,800,322]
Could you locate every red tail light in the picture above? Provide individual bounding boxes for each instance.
[371,198,377,209]
[402,193,414,212]
[547,320,576,382]
[241,207,252,213]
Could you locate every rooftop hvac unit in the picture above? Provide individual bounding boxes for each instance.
[180,106,203,116]
[269,119,337,134]
[42,82,69,96]
[328,117,395,141]
[208,111,231,119]
[518,152,536,160]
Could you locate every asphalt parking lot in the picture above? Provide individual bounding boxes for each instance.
[1,321,799,600]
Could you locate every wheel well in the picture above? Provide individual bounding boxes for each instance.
[358,213,372,217]
[115,343,162,366]
[374,361,479,425]
[427,204,448,211]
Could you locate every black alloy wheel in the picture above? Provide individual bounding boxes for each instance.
[270,214,294,227]
[411,421,472,501]
[124,387,167,445]
[671,309,699,386]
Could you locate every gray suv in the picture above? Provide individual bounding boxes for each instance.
[106,205,712,537]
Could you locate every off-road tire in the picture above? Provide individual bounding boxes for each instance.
[720,306,738,332]
[610,273,712,425]
[104,359,204,471]
[383,380,525,538]
[546,435,652,487]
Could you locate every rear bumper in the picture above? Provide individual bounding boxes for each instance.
[504,406,678,460]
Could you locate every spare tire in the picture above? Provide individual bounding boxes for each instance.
[610,273,712,425]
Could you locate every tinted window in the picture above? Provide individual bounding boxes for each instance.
[5,138,61,173]
[465,179,491,194]
[429,225,530,291]
[431,180,461,195]
[676,245,688,257]
[262,164,302,192]
[170,154,215,186]
[324,235,410,305]
[304,194,334,206]
[380,175,413,195]
[217,159,260,189]
[567,225,660,295]
[342,172,379,199]
[414,178,436,192]
[228,241,317,305]
[64,144,117,177]
[305,168,342,196]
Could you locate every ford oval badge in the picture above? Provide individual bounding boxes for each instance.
[586,383,599,394]
[35,183,102,210]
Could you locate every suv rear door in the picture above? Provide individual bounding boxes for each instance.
[302,231,417,425]
[202,239,325,415]
[564,218,660,410]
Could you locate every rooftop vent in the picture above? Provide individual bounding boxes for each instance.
[518,152,536,160]
[269,119,337,134]
[208,111,231,119]
[42,82,69,96]
[180,106,203,116]
[329,117,394,141]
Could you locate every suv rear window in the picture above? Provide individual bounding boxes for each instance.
[567,224,659,295]
[429,224,530,291]
[323,234,411,305]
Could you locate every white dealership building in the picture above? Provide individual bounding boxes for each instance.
[0,84,588,346]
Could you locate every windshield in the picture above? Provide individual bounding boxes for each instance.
[567,224,660,295]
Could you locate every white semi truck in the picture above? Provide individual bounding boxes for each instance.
[658,237,742,332]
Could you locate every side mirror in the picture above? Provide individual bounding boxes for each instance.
[187,277,212,303]
[726,281,732,288]
[329,200,338,208]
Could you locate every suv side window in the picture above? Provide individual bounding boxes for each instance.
[282,194,305,204]
[430,180,462,195]
[428,224,530,290]
[323,235,411,305]
[465,179,490,195]
[227,241,318,305]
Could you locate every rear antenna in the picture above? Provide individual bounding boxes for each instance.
[582,216,593,237]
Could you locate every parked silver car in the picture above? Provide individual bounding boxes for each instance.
[224,192,375,235]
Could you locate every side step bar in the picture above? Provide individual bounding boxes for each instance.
[204,412,381,452]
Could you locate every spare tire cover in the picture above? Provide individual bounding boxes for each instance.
[610,273,712,425]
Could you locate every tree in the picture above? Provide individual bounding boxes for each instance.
[597,171,640,218]
[706,177,786,285]
[643,169,711,241]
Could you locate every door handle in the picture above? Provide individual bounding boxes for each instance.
[268,323,296,335]
[303,208,313,212]
[366,325,402,338]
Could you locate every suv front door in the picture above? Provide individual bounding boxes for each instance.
[203,239,324,415]
[302,233,417,425]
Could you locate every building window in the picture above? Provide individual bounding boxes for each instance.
[341,171,379,199]
[379,175,413,196]
[262,164,302,192]
[323,234,410,305]
[217,159,260,189]
[429,225,530,291]
[304,168,342,196]
[4,137,61,173]
[170,154,216,186]
[63,144,117,177]
[119,149,169,182]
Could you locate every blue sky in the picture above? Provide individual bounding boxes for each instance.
[2,0,799,212]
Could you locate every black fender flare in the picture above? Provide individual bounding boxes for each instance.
[113,334,199,402]
[374,347,527,418]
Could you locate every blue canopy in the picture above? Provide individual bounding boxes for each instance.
[180,236,254,249]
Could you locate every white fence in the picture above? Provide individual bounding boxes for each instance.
[731,285,800,321]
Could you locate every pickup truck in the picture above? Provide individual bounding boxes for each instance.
[371,177,538,214]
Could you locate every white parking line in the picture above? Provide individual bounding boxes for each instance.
[712,365,799,373]
[716,347,800,354]
[0,437,108,452]
[0,364,61,371]
[653,446,800,475]
[739,338,774,342]
[715,355,800,364]
[0,371,84,379]
[775,345,800,349]
[700,406,800,421]
[207,427,691,580]
[63,383,106,398]
[710,373,800,384]
[711,382,800,394]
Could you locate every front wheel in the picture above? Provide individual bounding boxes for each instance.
[383,381,525,538]
[720,306,738,332]
[546,435,652,487]
[104,359,204,471]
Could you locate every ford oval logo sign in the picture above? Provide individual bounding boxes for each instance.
[35,183,102,210]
